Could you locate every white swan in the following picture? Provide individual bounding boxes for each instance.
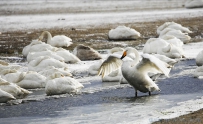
[159,28,191,44]
[98,50,170,97]
[161,35,184,48]
[45,73,84,95]
[38,31,72,47]
[27,49,65,62]
[196,50,203,66]
[143,38,184,58]
[0,89,16,103]
[54,48,81,63]
[22,40,57,57]
[39,66,72,80]
[0,77,31,99]
[157,22,192,35]
[28,56,69,72]
[3,71,46,89]
[108,26,141,40]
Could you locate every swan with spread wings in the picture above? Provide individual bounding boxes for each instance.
[98,47,170,97]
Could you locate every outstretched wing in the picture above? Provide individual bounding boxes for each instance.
[98,56,123,78]
[137,54,170,77]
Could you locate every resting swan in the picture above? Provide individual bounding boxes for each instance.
[0,77,31,99]
[196,50,203,66]
[108,26,141,40]
[157,22,192,35]
[38,31,72,47]
[3,71,46,89]
[98,49,170,97]
[27,49,65,63]
[143,38,184,58]
[0,89,16,103]
[39,66,72,80]
[159,28,191,44]
[22,40,57,57]
[28,56,69,72]
[45,73,84,95]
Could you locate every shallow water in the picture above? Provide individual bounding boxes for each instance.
[1,59,203,124]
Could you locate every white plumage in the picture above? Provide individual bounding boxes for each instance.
[108,26,140,40]
[45,73,84,95]
[38,31,72,47]
[98,49,170,96]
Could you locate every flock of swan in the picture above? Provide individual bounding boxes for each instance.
[0,21,202,103]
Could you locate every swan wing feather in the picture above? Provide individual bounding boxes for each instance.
[137,54,170,77]
[98,56,123,78]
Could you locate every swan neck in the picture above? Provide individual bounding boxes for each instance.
[42,31,52,43]
[132,49,140,65]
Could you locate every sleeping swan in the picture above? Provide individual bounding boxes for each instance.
[0,89,16,103]
[196,50,203,66]
[0,77,31,99]
[38,31,72,47]
[98,50,170,97]
[45,73,84,95]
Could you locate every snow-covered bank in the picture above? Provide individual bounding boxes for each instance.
[1,8,203,32]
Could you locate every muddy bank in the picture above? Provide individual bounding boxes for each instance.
[0,17,203,55]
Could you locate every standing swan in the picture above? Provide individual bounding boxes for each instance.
[38,31,72,47]
[98,48,170,97]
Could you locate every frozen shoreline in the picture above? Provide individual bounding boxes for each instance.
[1,8,203,32]
[0,0,203,124]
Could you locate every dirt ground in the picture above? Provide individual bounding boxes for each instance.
[153,108,203,124]
[0,16,202,56]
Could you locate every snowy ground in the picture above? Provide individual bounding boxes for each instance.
[0,0,203,124]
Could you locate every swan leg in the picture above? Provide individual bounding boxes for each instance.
[149,91,151,96]
[135,90,138,97]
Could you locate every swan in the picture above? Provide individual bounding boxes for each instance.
[196,50,203,66]
[161,35,184,48]
[27,49,65,62]
[38,31,72,47]
[98,49,170,97]
[3,71,46,89]
[159,28,191,44]
[157,22,192,35]
[108,26,141,40]
[88,47,136,82]
[54,48,81,63]
[185,0,203,8]
[39,66,72,80]
[28,56,69,72]
[143,38,184,58]
[0,89,16,103]
[0,77,31,99]
[45,73,84,95]
[22,40,57,57]
[73,44,102,61]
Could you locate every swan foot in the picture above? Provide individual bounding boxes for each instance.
[149,91,151,96]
